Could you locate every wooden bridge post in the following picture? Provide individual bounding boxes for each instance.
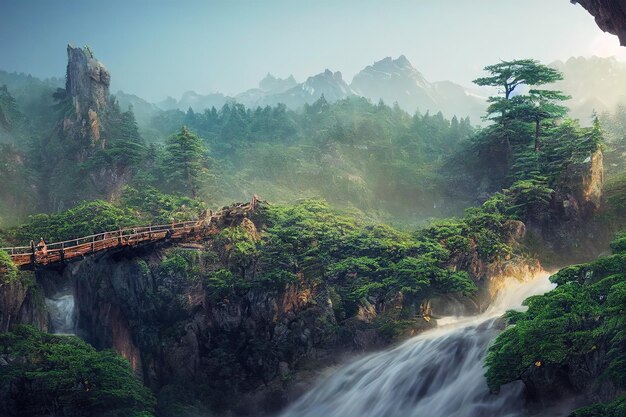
[91,235,95,253]
[61,242,65,261]
[30,240,35,265]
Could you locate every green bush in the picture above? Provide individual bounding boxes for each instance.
[485,233,626,404]
[0,325,155,417]
[120,186,206,224]
[10,200,139,244]
[571,396,626,417]
[0,250,17,283]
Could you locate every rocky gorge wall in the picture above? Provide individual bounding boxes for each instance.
[24,243,342,415]
[0,273,47,334]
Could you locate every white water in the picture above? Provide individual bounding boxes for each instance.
[279,273,555,417]
[45,294,76,335]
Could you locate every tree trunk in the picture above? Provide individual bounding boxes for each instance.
[534,119,541,151]
[185,162,196,199]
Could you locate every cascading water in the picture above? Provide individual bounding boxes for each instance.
[45,293,76,335]
[279,273,555,417]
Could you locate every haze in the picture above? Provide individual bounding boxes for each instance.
[0,0,623,102]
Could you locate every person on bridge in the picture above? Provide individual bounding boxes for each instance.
[37,238,48,257]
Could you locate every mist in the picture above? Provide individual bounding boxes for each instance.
[0,0,621,102]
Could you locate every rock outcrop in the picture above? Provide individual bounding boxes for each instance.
[0,274,48,333]
[573,0,626,45]
[46,45,139,205]
[63,45,111,147]
[526,148,605,264]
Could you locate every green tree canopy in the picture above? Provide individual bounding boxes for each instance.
[161,126,213,199]
[513,89,570,150]
[473,59,564,99]
[0,325,155,417]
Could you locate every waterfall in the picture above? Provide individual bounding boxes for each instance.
[279,273,555,417]
[45,294,76,335]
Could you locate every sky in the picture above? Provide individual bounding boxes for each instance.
[0,0,623,102]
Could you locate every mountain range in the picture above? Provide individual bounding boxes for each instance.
[97,55,626,128]
[2,55,626,132]
[550,56,626,121]
[135,55,488,122]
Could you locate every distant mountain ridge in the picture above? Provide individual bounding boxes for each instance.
[235,73,298,108]
[255,69,355,109]
[351,55,485,121]
[4,56,626,128]
[550,56,626,122]
[155,56,486,121]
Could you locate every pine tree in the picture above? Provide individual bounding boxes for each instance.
[474,59,565,125]
[161,126,211,199]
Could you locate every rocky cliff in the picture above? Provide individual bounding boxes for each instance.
[526,148,606,265]
[573,0,626,45]
[45,45,138,206]
[62,45,111,148]
[0,273,47,333]
[20,222,344,414]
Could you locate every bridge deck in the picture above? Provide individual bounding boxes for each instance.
[1,197,260,269]
[1,221,199,268]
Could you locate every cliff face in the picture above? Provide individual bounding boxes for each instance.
[573,0,626,45]
[47,45,135,204]
[523,148,605,265]
[63,45,111,148]
[0,274,48,333]
[36,245,340,415]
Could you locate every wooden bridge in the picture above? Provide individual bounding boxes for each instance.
[1,221,202,268]
[0,197,261,269]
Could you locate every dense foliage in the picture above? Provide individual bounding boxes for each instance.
[446,61,602,217]
[2,187,207,246]
[7,200,139,245]
[158,197,520,329]
[147,97,474,221]
[0,325,155,417]
[571,396,626,417]
[485,232,626,412]
[0,250,17,283]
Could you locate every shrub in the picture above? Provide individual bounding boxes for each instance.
[0,325,155,416]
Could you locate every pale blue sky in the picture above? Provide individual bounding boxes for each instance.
[0,0,621,102]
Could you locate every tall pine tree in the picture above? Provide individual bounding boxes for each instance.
[161,126,212,199]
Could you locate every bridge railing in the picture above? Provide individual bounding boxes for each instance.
[0,220,200,257]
